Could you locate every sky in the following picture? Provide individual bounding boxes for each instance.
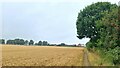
[0,0,119,45]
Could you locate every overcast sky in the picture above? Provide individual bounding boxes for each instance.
[1,0,119,44]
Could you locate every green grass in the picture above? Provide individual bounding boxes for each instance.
[88,49,113,66]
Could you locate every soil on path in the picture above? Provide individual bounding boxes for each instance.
[83,49,91,66]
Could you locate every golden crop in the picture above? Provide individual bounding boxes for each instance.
[2,45,84,66]
[0,45,2,67]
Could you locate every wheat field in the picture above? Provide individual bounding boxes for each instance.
[2,45,84,66]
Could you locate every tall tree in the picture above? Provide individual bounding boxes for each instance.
[76,2,117,41]
[76,2,119,65]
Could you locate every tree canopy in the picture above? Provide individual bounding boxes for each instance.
[76,2,117,41]
[76,2,120,65]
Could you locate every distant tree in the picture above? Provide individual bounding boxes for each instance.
[38,41,42,45]
[43,41,48,45]
[6,40,15,44]
[14,39,25,45]
[29,40,34,45]
[6,40,9,44]
[35,43,38,45]
[47,43,50,46]
[0,39,5,44]
[60,43,66,46]
[14,39,19,45]
[19,39,25,45]
[25,40,28,45]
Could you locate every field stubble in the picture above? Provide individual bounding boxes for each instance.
[2,45,84,66]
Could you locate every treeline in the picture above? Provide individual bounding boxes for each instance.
[76,2,120,65]
[0,39,48,46]
[0,38,76,47]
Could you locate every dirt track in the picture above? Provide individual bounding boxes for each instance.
[83,50,91,66]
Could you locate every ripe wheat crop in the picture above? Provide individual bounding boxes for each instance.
[2,45,84,66]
